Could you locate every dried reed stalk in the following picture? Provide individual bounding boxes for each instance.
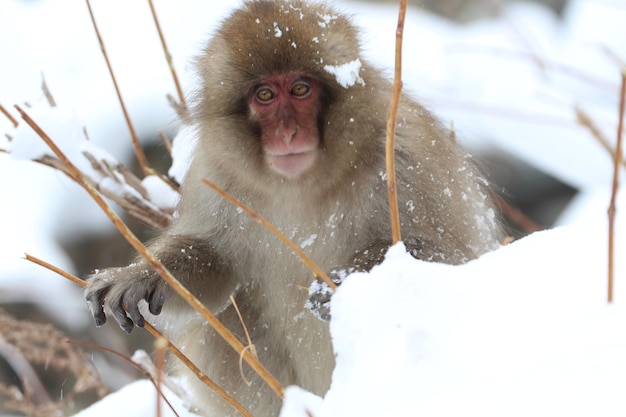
[158,130,173,154]
[68,338,181,417]
[24,253,254,417]
[33,153,172,230]
[0,103,19,128]
[608,68,626,303]
[576,106,626,169]
[147,0,187,111]
[201,178,336,291]
[84,0,150,176]
[385,0,407,244]
[490,191,542,233]
[16,105,282,405]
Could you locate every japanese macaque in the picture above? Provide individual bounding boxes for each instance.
[85,1,500,415]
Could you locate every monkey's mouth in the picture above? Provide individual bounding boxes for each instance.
[266,150,318,178]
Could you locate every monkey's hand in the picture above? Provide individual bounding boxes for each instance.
[305,267,355,321]
[85,264,169,333]
[307,240,398,320]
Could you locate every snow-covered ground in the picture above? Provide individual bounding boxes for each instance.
[1,0,625,416]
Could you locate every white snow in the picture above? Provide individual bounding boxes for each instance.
[142,175,180,211]
[168,123,198,183]
[274,22,283,38]
[323,59,366,88]
[9,104,87,161]
[281,216,626,416]
[72,379,201,417]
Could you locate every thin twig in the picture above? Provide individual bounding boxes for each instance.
[154,338,166,417]
[24,254,85,287]
[67,339,181,417]
[146,166,180,192]
[167,94,190,122]
[41,74,57,108]
[385,0,407,244]
[427,98,574,126]
[446,45,618,92]
[0,334,51,406]
[201,177,336,291]
[24,253,254,417]
[16,105,283,403]
[230,295,257,360]
[489,191,542,233]
[147,0,187,111]
[576,106,626,168]
[608,68,626,303]
[230,295,257,387]
[601,44,625,68]
[158,130,173,155]
[1,103,19,128]
[84,0,150,176]
[34,153,172,230]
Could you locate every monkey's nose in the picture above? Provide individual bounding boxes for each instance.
[276,124,298,144]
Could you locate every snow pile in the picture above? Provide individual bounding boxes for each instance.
[280,218,626,416]
[75,217,626,417]
[72,379,201,417]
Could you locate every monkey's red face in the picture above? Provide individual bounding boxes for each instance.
[248,74,321,179]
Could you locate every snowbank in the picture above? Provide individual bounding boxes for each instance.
[281,218,626,416]
[75,217,626,417]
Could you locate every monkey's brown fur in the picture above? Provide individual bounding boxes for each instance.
[86,1,501,415]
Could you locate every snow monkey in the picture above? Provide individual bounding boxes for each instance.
[86,1,500,415]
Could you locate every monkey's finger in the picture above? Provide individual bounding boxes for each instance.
[147,283,167,315]
[119,289,146,329]
[111,305,136,333]
[124,303,146,329]
[105,287,138,332]
[85,288,109,327]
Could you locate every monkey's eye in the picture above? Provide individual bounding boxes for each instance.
[255,87,275,103]
[290,82,311,98]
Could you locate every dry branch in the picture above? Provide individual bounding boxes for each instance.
[159,129,174,154]
[490,191,542,233]
[18,107,281,398]
[16,105,283,406]
[68,339,181,417]
[24,253,254,417]
[608,68,626,303]
[146,166,180,192]
[84,0,150,176]
[0,308,107,416]
[201,177,336,291]
[385,0,407,245]
[148,0,188,113]
[0,333,51,406]
[41,74,57,108]
[1,103,19,128]
[34,152,173,230]
[576,106,626,168]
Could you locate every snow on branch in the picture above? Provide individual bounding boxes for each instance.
[8,103,177,230]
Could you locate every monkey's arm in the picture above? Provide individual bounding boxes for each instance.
[307,240,389,321]
[307,238,428,320]
[85,235,234,333]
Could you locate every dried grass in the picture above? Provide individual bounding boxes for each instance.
[0,309,107,417]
